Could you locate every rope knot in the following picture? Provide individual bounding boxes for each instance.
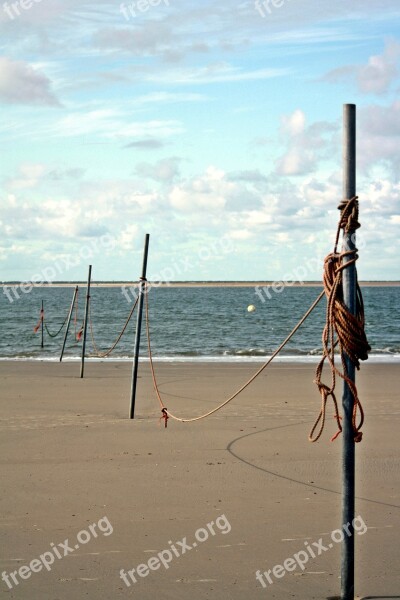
[338,196,360,233]
[161,408,169,428]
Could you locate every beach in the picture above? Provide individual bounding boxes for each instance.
[1,360,399,599]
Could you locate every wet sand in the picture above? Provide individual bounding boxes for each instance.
[0,361,399,599]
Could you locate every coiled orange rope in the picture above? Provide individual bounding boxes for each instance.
[309,197,370,443]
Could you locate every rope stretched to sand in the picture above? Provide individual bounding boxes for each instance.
[144,281,325,422]
[88,297,138,358]
[145,197,370,441]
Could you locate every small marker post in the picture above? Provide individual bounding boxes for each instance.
[60,285,79,362]
[129,234,150,419]
[340,103,357,600]
[80,266,92,379]
[41,300,44,349]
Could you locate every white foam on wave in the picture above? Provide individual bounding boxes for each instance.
[1,354,399,364]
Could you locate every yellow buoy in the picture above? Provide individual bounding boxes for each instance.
[247,304,256,313]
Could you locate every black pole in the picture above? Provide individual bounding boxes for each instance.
[80,266,92,379]
[41,300,44,349]
[341,104,357,600]
[129,234,150,419]
[60,286,79,362]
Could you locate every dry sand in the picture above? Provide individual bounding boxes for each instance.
[0,361,399,600]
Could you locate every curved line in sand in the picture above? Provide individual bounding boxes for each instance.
[226,422,400,510]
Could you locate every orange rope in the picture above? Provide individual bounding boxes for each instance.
[73,289,83,342]
[88,297,138,358]
[144,281,325,422]
[145,197,370,438]
[309,197,370,443]
[33,308,44,333]
[44,310,69,338]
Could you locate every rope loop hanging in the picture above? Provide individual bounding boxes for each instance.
[144,279,325,423]
[88,295,139,358]
[44,312,69,338]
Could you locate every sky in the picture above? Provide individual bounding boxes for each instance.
[0,0,399,282]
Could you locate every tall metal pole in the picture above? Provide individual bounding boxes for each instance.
[129,234,150,419]
[60,285,79,362]
[80,266,92,379]
[41,300,44,349]
[341,104,357,600]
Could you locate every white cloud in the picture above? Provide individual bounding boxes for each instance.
[228,229,253,240]
[169,166,228,211]
[359,100,400,175]
[118,223,140,251]
[6,164,47,190]
[148,63,287,85]
[52,111,184,141]
[281,109,306,136]
[275,110,337,176]
[135,157,181,182]
[324,39,400,94]
[0,57,61,106]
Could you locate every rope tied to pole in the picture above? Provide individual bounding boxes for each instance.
[77,292,89,343]
[338,197,360,234]
[309,196,371,444]
[34,293,79,339]
[160,407,169,428]
[72,288,85,342]
[33,308,44,333]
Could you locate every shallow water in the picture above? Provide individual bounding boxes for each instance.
[1,285,399,362]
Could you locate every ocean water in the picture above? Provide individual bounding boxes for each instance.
[0,285,399,362]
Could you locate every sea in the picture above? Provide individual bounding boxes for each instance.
[0,285,399,362]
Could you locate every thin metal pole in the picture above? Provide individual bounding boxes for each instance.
[341,103,357,600]
[129,234,150,419]
[60,286,79,362]
[80,266,92,379]
[41,300,44,349]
